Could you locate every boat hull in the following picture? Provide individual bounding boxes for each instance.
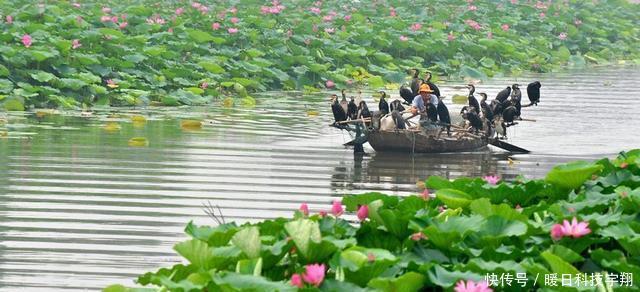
[367,130,488,153]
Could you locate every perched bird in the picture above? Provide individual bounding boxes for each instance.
[510,84,522,117]
[357,100,371,119]
[378,91,390,115]
[423,72,441,97]
[467,84,480,114]
[426,103,438,122]
[390,99,405,112]
[347,97,358,120]
[490,99,504,117]
[391,110,406,129]
[330,94,347,124]
[495,86,511,103]
[479,92,494,122]
[339,89,349,114]
[526,81,542,106]
[410,68,422,96]
[461,106,483,134]
[437,97,451,135]
[502,101,518,126]
[399,86,414,104]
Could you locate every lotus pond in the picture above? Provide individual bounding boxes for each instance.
[1,67,640,291]
[1,0,639,109]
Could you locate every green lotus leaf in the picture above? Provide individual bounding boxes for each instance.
[212,272,296,292]
[545,161,603,190]
[186,29,215,43]
[231,226,261,259]
[284,219,321,259]
[435,189,472,209]
[0,64,9,77]
[198,61,225,74]
[541,250,581,276]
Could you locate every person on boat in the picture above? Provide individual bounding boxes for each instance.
[410,84,438,118]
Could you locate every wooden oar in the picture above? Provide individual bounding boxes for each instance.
[489,139,530,153]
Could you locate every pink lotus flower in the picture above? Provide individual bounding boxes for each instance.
[331,200,343,216]
[390,7,397,17]
[511,0,518,3]
[302,264,325,287]
[260,6,270,14]
[199,6,209,14]
[468,5,478,11]
[111,16,118,23]
[501,24,510,31]
[550,217,591,240]
[487,31,493,39]
[421,189,430,200]
[175,7,184,15]
[212,22,221,30]
[72,3,81,8]
[230,17,239,24]
[325,80,335,88]
[483,175,500,185]
[200,82,208,90]
[539,12,545,18]
[447,32,455,41]
[411,232,427,241]
[438,205,447,213]
[228,28,238,34]
[100,15,111,22]
[357,205,368,221]
[323,15,333,22]
[324,27,335,34]
[291,274,303,288]
[455,280,493,292]
[367,252,376,262]
[535,1,548,9]
[119,22,128,29]
[558,32,567,40]
[102,7,112,14]
[168,27,174,33]
[310,7,321,14]
[106,79,118,88]
[399,35,408,41]
[318,210,327,217]
[229,7,237,14]
[6,15,13,24]
[620,162,629,169]
[191,2,202,9]
[465,19,481,30]
[72,39,81,49]
[21,34,32,48]
[344,15,351,21]
[299,203,309,216]
[410,23,422,32]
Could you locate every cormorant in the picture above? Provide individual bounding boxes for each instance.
[390,99,405,112]
[339,89,349,114]
[330,94,347,124]
[437,97,451,135]
[423,72,441,97]
[347,97,358,120]
[426,103,438,122]
[410,68,421,96]
[510,84,522,117]
[479,92,494,122]
[495,86,511,103]
[526,81,541,106]
[500,100,518,138]
[461,106,483,134]
[399,86,414,104]
[378,91,390,115]
[467,84,480,114]
[391,110,406,129]
[357,100,371,119]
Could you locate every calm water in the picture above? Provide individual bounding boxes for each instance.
[1,66,639,291]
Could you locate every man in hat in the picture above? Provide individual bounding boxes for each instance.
[410,84,438,115]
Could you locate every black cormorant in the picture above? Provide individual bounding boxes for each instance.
[340,89,349,114]
[347,97,358,120]
[437,97,451,135]
[467,84,480,114]
[510,84,522,117]
[526,81,541,106]
[479,92,493,122]
[426,103,438,122]
[378,91,390,115]
[390,99,405,112]
[423,72,441,97]
[410,68,421,96]
[496,86,511,103]
[330,94,347,124]
[461,106,483,134]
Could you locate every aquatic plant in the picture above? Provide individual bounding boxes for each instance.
[105,149,640,291]
[1,0,639,110]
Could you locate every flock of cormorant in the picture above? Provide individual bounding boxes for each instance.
[331,69,542,140]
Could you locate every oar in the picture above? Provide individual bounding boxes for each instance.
[489,139,530,153]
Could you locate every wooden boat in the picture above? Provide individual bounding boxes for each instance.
[333,118,528,153]
[367,129,488,153]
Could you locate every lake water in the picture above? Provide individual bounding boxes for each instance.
[0,66,638,291]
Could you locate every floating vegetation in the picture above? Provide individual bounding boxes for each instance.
[180,119,202,130]
[103,122,121,132]
[127,137,148,147]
